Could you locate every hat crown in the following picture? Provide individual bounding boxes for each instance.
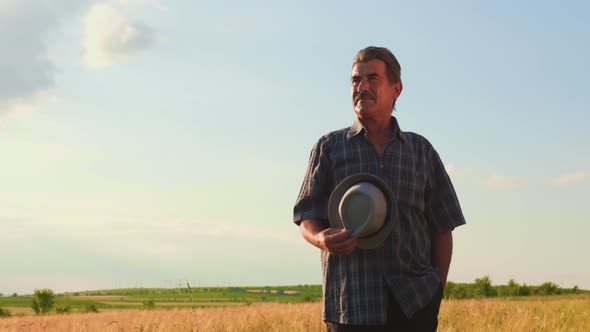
[338,182,387,237]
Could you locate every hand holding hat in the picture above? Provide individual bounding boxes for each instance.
[328,173,398,249]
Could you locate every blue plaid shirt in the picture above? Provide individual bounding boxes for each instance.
[293,116,466,324]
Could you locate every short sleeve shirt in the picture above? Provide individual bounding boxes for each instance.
[293,116,466,324]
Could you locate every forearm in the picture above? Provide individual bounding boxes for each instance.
[299,219,327,249]
[431,231,453,288]
[299,219,357,254]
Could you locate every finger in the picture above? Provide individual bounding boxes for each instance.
[331,239,357,255]
[325,228,354,241]
[326,237,357,252]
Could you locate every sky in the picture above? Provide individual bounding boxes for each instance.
[1,0,589,295]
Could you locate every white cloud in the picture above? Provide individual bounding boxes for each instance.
[0,89,57,114]
[82,3,155,69]
[551,171,586,187]
[484,172,523,190]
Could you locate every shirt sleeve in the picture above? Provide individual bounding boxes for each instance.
[424,146,466,234]
[293,136,333,226]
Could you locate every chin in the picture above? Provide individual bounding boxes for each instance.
[354,107,370,119]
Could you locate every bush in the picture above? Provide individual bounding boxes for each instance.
[142,299,155,310]
[444,282,475,299]
[55,304,72,314]
[32,289,55,314]
[300,294,314,302]
[0,307,11,318]
[81,304,99,313]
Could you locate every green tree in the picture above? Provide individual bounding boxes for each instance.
[473,276,495,297]
[32,289,55,314]
[507,279,520,296]
[519,283,531,296]
[536,282,559,295]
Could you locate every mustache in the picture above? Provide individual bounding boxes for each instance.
[355,91,376,103]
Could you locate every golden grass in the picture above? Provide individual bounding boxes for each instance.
[1,296,589,331]
[0,302,323,332]
[439,296,590,332]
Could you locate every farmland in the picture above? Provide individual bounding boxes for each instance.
[1,282,589,331]
[0,285,322,314]
[1,294,589,331]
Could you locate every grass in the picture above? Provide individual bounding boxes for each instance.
[1,295,589,331]
[438,295,590,331]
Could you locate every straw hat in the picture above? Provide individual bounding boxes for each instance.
[328,173,398,249]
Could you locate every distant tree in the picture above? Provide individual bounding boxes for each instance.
[506,279,520,296]
[536,282,559,295]
[446,282,473,299]
[11,293,17,297]
[519,283,531,296]
[473,276,496,297]
[572,285,579,294]
[32,289,55,314]
[443,282,456,299]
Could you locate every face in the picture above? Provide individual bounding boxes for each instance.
[351,59,402,121]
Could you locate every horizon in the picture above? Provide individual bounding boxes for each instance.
[5,276,586,297]
[1,0,589,296]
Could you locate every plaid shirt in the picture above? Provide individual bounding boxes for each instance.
[293,116,466,324]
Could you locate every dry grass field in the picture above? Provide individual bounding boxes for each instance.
[1,295,589,331]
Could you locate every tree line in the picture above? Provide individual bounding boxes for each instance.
[444,276,584,299]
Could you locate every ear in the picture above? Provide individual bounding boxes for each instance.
[393,81,403,99]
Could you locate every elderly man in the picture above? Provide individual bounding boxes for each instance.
[293,46,466,331]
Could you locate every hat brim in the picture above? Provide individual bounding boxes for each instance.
[328,173,398,250]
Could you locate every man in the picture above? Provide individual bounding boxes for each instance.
[293,46,466,331]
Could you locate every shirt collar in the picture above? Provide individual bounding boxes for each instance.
[346,116,407,143]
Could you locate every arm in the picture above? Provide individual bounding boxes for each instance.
[300,219,357,255]
[431,231,453,288]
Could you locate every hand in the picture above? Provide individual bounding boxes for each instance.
[314,228,357,255]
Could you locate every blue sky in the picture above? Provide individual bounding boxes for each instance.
[1,0,589,295]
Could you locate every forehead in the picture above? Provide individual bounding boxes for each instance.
[351,59,388,76]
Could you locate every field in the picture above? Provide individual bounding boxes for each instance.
[1,294,589,331]
[0,285,321,313]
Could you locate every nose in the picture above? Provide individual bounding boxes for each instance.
[356,77,369,92]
